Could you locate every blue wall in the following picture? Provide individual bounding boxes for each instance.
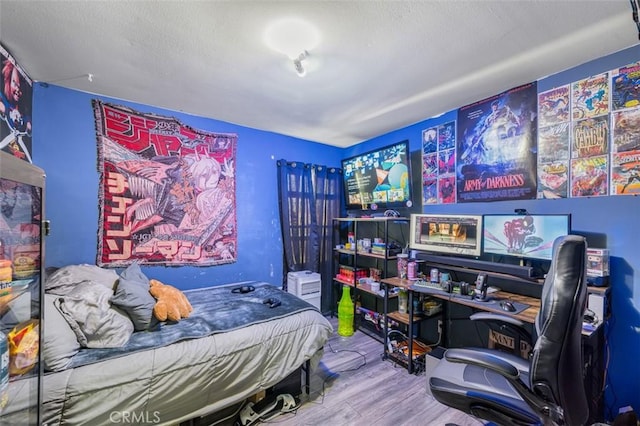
[32,84,343,289]
[348,46,640,419]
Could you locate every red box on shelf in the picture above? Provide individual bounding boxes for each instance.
[337,265,368,283]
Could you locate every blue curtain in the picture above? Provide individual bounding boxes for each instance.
[277,160,342,312]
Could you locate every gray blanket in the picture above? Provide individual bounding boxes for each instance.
[67,282,315,369]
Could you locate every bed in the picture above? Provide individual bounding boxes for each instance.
[4,264,333,425]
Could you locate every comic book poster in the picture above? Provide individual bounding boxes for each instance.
[422,153,438,205]
[438,148,455,175]
[93,101,238,267]
[612,106,640,153]
[570,155,608,197]
[438,176,456,204]
[571,73,609,120]
[0,43,33,163]
[538,85,570,128]
[611,60,640,111]
[438,121,456,151]
[422,127,437,154]
[423,178,437,205]
[537,121,570,199]
[456,82,538,203]
[571,115,609,158]
[537,161,569,199]
[538,122,570,163]
[423,123,456,205]
[611,150,640,195]
[423,153,438,177]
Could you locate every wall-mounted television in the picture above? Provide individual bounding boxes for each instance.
[341,140,412,211]
[409,214,483,257]
[482,214,571,261]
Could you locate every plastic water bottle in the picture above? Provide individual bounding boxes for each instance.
[337,285,354,336]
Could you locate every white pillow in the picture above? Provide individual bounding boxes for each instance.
[43,294,80,371]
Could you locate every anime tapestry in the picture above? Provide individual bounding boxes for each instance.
[456,82,538,203]
[93,101,237,267]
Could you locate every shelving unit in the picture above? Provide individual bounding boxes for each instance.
[331,217,408,341]
[381,276,443,373]
[0,152,46,424]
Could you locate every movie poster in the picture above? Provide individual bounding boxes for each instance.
[571,73,609,120]
[93,101,238,267]
[0,43,33,163]
[538,85,570,128]
[612,106,640,153]
[571,115,609,158]
[422,121,456,205]
[611,60,640,111]
[571,155,608,197]
[611,150,640,195]
[456,82,538,203]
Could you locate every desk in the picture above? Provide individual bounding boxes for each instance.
[381,277,539,368]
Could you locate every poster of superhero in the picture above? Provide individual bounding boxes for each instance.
[570,155,608,197]
[0,43,33,163]
[571,115,609,158]
[456,82,538,203]
[423,178,437,205]
[422,153,437,205]
[612,106,640,153]
[611,60,640,111]
[438,176,455,204]
[93,101,238,267]
[571,73,609,120]
[538,122,570,164]
[538,85,570,128]
[422,127,437,154]
[438,121,456,151]
[611,150,640,195]
[422,122,457,205]
[537,161,569,199]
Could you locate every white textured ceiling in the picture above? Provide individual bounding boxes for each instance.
[0,1,637,147]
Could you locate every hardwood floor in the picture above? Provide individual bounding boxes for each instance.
[268,317,483,426]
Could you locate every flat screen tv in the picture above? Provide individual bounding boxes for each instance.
[409,214,483,257]
[482,214,571,261]
[341,140,412,211]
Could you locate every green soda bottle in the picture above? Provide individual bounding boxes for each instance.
[337,285,354,336]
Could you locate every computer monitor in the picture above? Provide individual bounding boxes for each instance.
[409,214,482,257]
[482,214,571,261]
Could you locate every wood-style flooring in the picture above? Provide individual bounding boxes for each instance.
[267,317,483,426]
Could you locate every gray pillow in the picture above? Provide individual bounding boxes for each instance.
[46,264,118,295]
[110,263,155,331]
[42,294,80,371]
[55,280,134,348]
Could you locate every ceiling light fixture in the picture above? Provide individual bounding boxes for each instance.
[264,17,320,76]
[293,51,309,77]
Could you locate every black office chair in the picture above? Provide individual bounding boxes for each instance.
[429,235,588,426]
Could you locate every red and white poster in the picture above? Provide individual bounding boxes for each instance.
[93,101,237,267]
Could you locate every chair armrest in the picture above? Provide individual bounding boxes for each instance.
[444,348,519,379]
[470,312,524,328]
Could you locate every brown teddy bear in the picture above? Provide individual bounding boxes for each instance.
[149,279,193,322]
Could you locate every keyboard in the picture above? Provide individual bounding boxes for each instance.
[412,279,442,289]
